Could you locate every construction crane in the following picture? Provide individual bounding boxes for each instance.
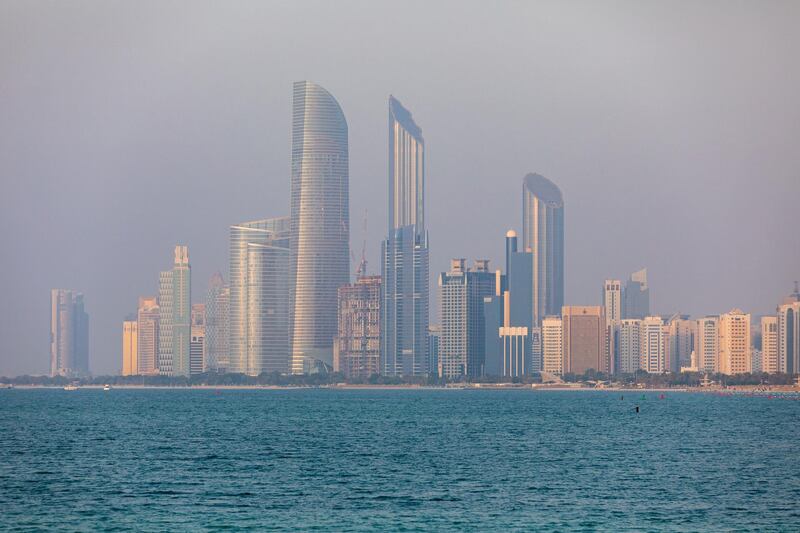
[356,209,368,278]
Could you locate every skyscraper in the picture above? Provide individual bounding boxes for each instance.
[290,81,349,374]
[136,296,159,375]
[171,245,191,378]
[205,272,229,373]
[334,275,382,379]
[382,96,429,377]
[719,309,751,375]
[50,289,89,377]
[623,268,650,319]
[761,315,778,374]
[522,173,564,327]
[230,217,291,376]
[562,306,607,375]
[439,259,495,378]
[122,319,138,376]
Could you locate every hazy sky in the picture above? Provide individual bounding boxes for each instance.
[1,1,798,376]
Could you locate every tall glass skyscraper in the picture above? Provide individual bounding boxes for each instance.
[522,173,564,326]
[205,272,229,372]
[230,217,291,376]
[382,96,429,376]
[289,81,349,374]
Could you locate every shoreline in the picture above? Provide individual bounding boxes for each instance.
[4,384,799,393]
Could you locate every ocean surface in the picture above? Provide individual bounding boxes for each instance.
[1,388,798,532]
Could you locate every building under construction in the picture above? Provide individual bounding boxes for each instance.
[334,276,382,379]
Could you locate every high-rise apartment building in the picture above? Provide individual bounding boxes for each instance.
[695,316,720,373]
[290,81,350,374]
[205,272,229,372]
[522,173,564,327]
[50,289,89,377]
[541,316,563,375]
[618,319,642,374]
[230,217,291,376]
[719,309,751,375]
[334,276,381,379]
[171,246,192,378]
[623,268,649,319]
[190,303,206,376]
[157,271,173,375]
[136,296,159,375]
[761,316,778,374]
[121,319,138,376]
[562,306,607,375]
[382,96,429,377]
[640,316,666,373]
[439,259,495,378]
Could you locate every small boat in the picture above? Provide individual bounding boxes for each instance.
[64,385,79,391]
[103,384,111,391]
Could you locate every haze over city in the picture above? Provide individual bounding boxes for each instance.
[1,1,799,376]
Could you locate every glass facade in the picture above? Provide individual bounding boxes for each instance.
[522,173,564,327]
[290,81,349,374]
[230,217,291,376]
[382,96,429,376]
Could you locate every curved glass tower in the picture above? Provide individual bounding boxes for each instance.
[522,173,564,326]
[290,81,349,374]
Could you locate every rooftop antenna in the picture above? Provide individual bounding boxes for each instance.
[356,209,368,278]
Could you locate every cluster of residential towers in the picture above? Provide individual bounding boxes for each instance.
[47,81,800,380]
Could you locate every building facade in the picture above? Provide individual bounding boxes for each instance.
[157,270,173,375]
[667,315,695,373]
[718,309,751,375]
[290,81,350,374]
[230,217,291,376]
[50,289,89,377]
[334,276,381,379]
[640,316,666,373]
[603,279,622,374]
[777,291,800,374]
[522,173,564,327]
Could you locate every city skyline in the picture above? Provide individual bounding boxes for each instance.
[2,2,799,376]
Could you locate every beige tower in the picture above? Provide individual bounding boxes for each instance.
[761,316,778,374]
[719,309,751,375]
[122,320,138,376]
[562,306,607,374]
[541,316,563,375]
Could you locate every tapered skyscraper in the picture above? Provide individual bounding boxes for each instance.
[50,289,89,377]
[522,173,564,326]
[382,96,429,376]
[290,81,349,374]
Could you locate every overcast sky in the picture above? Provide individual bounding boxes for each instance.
[1,1,798,376]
